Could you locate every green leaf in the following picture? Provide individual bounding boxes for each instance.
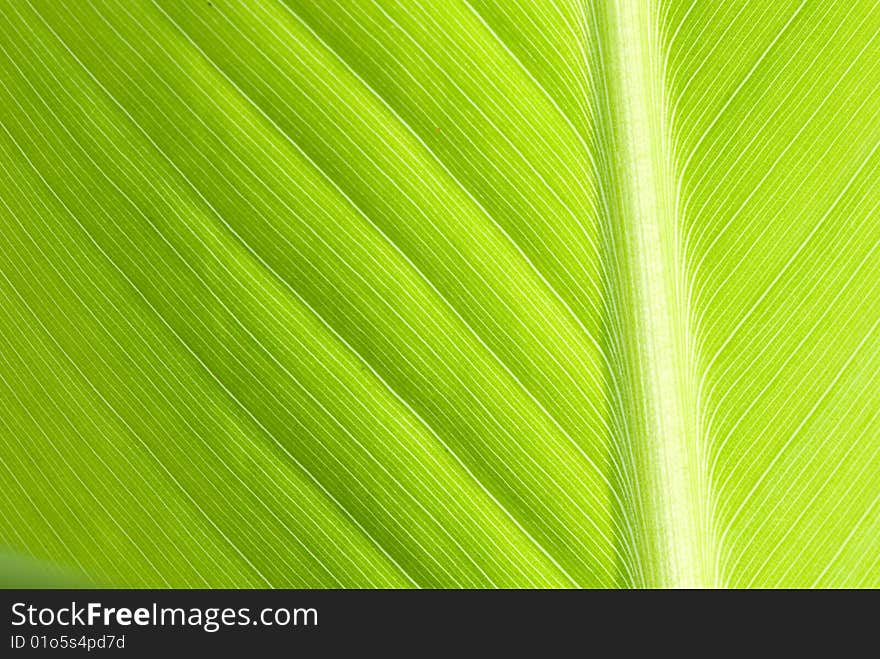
[0,0,877,588]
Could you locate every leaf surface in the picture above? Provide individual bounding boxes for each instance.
[0,0,877,587]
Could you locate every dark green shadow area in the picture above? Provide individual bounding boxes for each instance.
[0,552,91,589]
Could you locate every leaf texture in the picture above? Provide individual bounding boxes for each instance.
[0,0,878,587]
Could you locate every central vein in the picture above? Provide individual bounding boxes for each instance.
[593,0,714,587]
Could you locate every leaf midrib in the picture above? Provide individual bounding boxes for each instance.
[594,0,715,587]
